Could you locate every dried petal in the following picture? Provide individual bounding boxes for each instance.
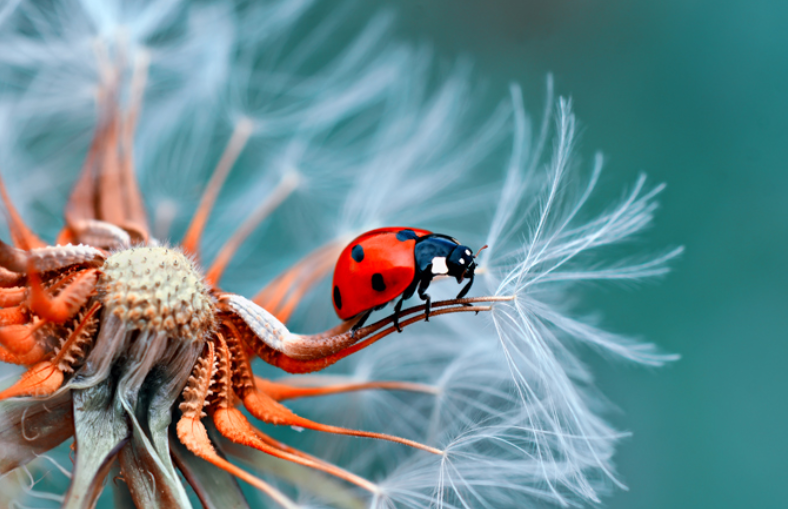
[0,391,73,474]
[63,380,129,508]
[170,422,251,509]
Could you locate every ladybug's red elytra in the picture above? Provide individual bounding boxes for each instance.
[331,227,481,332]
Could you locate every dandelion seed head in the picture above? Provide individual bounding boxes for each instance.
[100,246,215,340]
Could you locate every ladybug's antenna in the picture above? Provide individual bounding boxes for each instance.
[474,245,488,258]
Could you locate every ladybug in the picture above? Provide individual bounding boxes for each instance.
[331,227,481,333]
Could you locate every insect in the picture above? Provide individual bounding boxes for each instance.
[332,227,484,332]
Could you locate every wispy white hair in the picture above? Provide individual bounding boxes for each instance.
[0,0,679,508]
[275,87,681,508]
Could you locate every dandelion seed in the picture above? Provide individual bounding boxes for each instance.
[0,1,679,508]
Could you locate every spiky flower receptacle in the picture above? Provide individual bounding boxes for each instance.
[0,1,680,508]
[101,247,215,339]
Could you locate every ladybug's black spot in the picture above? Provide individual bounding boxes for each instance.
[333,285,342,310]
[395,229,418,242]
[371,273,386,292]
[351,244,365,262]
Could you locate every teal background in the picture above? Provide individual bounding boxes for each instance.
[381,1,787,508]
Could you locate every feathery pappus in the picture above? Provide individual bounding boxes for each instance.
[0,1,681,508]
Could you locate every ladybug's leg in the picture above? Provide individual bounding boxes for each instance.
[350,309,373,338]
[417,277,432,321]
[392,298,405,332]
[456,273,475,301]
[393,279,419,332]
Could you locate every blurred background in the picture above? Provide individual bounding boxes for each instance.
[372,0,786,508]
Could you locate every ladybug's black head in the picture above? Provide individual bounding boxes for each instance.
[446,244,477,283]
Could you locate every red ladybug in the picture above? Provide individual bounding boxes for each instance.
[332,227,480,332]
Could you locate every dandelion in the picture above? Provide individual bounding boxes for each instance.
[0,1,681,508]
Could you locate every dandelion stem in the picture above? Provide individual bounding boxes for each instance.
[182,118,254,257]
[205,172,300,286]
[118,50,151,236]
[252,238,347,323]
[301,303,497,369]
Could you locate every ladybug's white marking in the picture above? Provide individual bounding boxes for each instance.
[465,249,472,256]
[459,258,466,265]
[431,256,449,275]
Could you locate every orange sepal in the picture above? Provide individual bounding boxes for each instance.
[0,306,28,327]
[255,376,436,402]
[176,415,297,509]
[0,322,41,355]
[242,388,442,455]
[28,268,99,324]
[213,406,377,492]
[0,286,26,308]
[0,173,46,250]
[0,361,63,401]
[0,342,47,365]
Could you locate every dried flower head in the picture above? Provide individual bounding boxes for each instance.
[0,1,681,508]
